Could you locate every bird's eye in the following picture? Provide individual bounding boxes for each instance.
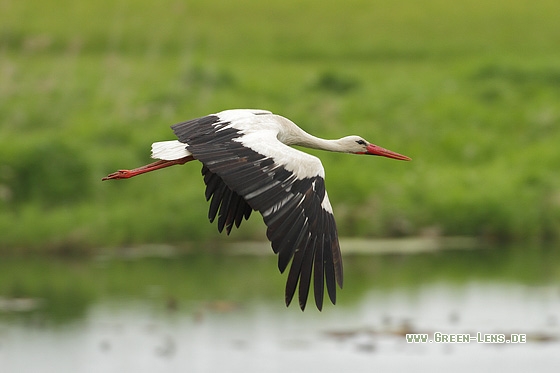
[356,140,366,145]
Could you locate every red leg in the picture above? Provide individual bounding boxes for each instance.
[102,156,194,181]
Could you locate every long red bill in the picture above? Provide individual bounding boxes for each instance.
[366,144,411,161]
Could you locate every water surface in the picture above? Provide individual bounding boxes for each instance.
[1,245,559,372]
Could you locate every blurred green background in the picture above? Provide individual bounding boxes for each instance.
[1,0,560,252]
[1,3,560,370]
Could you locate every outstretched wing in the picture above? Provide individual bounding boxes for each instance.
[171,111,343,310]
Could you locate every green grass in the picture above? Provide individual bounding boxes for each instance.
[1,0,560,251]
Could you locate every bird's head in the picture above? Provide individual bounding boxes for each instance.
[340,135,411,160]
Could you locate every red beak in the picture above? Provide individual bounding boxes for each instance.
[366,144,411,161]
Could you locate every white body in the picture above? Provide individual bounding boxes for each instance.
[151,109,339,212]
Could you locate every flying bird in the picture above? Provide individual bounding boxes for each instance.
[103,109,411,310]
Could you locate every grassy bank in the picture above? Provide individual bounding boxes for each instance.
[1,0,560,252]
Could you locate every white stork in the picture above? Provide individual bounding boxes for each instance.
[103,109,411,310]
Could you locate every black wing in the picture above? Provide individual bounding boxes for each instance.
[172,113,343,310]
[201,164,253,234]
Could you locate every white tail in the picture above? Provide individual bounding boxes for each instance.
[151,140,191,160]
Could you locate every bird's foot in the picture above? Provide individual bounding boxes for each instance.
[102,170,133,181]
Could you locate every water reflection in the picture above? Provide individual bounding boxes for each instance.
[0,245,559,372]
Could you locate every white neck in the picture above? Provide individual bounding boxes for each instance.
[295,134,348,152]
[277,117,348,153]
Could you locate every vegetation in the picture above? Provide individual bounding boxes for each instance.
[1,0,560,252]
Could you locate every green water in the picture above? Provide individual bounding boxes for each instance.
[0,244,558,323]
[0,245,559,372]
